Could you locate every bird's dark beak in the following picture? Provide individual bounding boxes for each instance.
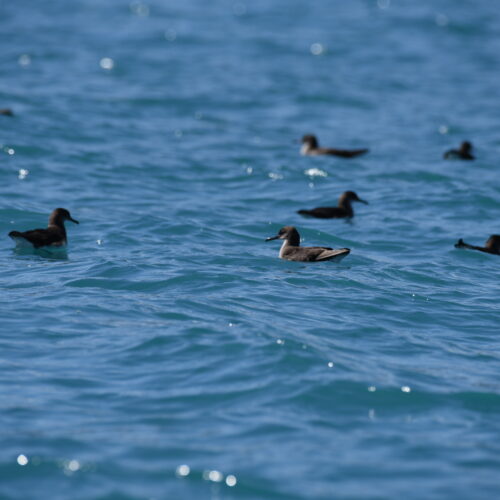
[357,198,368,205]
[266,235,280,241]
[69,217,79,224]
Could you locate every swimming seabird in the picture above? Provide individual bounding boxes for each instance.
[444,141,474,160]
[266,226,350,262]
[8,208,79,248]
[0,108,14,117]
[298,191,368,219]
[455,235,500,255]
[300,135,369,158]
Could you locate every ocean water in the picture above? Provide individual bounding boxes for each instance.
[1,0,500,498]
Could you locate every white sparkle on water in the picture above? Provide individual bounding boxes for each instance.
[208,470,223,482]
[100,57,114,70]
[310,43,324,56]
[17,454,28,466]
[268,172,283,180]
[18,54,31,66]
[304,168,328,178]
[226,474,237,487]
[435,13,449,27]
[130,2,150,16]
[176,464,190,477]
[68,460,80,472]
[401,385,411,393]
[18,169,29,180]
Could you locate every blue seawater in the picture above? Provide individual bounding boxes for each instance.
[1,1,500,498]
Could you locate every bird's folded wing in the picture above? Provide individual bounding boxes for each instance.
[315,248,350,261]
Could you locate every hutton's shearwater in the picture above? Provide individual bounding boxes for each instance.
[266,226,350,262]
[8,208,79,248]
[298,191,368,219]
[300,134,369,158]
[444,141,475,160]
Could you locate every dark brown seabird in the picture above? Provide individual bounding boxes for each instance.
[0,108,14,117]
[266,226,350,262]
[8,208,79,248]
[444,141,474,160]
[298,191,368,219]
[301,134,369,158]
[455,235,500,255]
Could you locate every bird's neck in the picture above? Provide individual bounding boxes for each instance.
[486,240,500,253]
[48,216,66,231]
[280,238,299,258]
[282,232,300,251]
[301,143,314,155]
[338,197,353,215]
[279,240,289,258]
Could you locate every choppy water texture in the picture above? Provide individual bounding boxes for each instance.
[1,1,500,498]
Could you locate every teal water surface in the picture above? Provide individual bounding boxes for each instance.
[1,1,500,499]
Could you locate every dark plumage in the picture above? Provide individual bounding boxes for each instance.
[300,134,369,158]
[455,235,500,255]
[298,191,368,219]
[444,141,474,160]
[8,208,79,248]
[266,226,350,262]
[0,108,14,117]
